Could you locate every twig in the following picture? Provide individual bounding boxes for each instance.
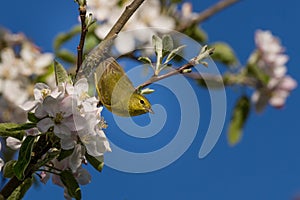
[136,61,196,90]
[75,0,146,81]
[75,4,88,78]
[0,176,23,199]
[104,0,146,40]
[186,72,258,88]
[137,68,258,91]
[136,46,214,90]
[177,0,241,32]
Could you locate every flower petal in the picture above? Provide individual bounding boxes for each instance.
[6,137,22,150]
[75,167,91,185]
[43,96,59,117]
[37,118,54,133]
[19,100,39,111]
[60,137,76,150]
[69,144,83,173]
[279,76,297,91]
[34,83,51,100]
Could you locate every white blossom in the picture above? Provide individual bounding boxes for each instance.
[2,79,29,106]
[51,148,91,198]
[69,144,85,173]
[0,28,111,198]
[74,167,92,185]
[268,76,297,108]
[19,42,53,76]
[36,95,86,140]
[78,120,111,157]
[0,31,54,123]
[0,48,21,81]
[6,129,39,151]
[25,78,111,170]
[252,30,297,110]
[6,137,23,150]
[31,78,111,155]
[0,158,4,172]
[181,2,198,21]
[20,82,58,111]
[88,0,175,54]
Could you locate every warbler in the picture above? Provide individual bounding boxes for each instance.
[94,57,153,117]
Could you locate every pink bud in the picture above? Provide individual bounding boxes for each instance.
[279,76,297,91]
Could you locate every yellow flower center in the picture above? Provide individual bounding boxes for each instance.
[54,112,64,124]
[41,89,51,99]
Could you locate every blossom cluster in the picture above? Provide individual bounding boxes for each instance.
[252,30,297,110]
[87,0,196,54]
[19,78,110,196]
[0,30,54,123]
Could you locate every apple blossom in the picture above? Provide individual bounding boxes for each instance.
[0,158,4,172]
[88,0,175,54]
[6,137,22,150]
[252,30,297,110]
[0,31,54,123]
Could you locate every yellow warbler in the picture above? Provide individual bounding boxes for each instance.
[94,57,153,117]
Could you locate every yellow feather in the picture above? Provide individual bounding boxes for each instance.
[94,57,153,117]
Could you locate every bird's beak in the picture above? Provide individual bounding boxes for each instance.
[147,108,154,114]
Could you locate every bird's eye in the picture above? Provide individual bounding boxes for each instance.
[140,99,145,104]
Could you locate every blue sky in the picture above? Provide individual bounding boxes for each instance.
[1,0,300,199]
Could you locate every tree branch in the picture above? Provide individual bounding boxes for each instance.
[186,71,259,89]
[136,61,197,90]
[104,0,146,40]
[136,46,215,90]
[75,0,146,81]
[177,0,241,32]
[75,4,88,79]
[0,135,53,198]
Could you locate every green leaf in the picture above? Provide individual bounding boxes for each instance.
[54,60,72,86]
[210,42,237,66]
[27,112,39,123]
[14,136,36,180]
[184,25,207,43]
[85,153,104,172]
[56,49,76,64]
[0,123,35,140]
[227,96,250,146]
[0,123,35,132]
[138,56,153,66]
[60,170,81,200]
[152,35,163,60]
[248,65,269,85]
[5,123,36,131]
[7,177,33,200]
[140,88,155,95]
[165,45,186,64]
[246,52,269,85]
[162,34,173,57]
[3,160,17,178]
[57,148,74,161]
[53,25,81,51]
